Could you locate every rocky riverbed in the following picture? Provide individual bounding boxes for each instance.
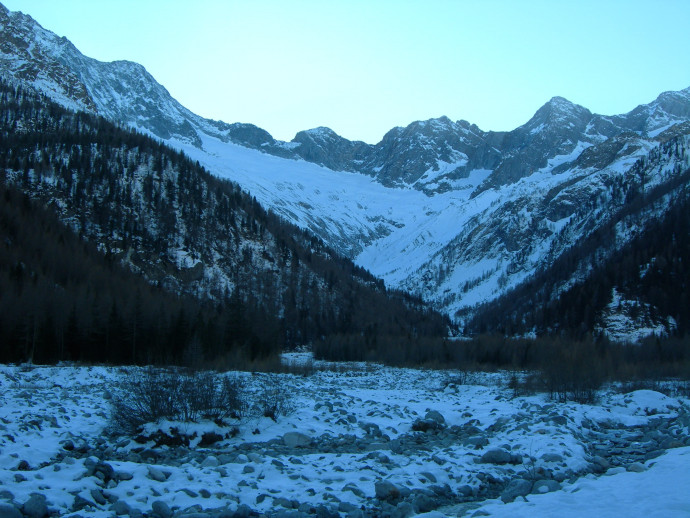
[0,359,689,517]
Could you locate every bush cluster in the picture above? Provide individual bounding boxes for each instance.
[111,368,255,434]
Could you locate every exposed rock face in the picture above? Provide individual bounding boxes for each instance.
[3,2,690,329]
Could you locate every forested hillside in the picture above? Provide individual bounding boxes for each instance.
[466,132,690,341]
[0,80,450,364]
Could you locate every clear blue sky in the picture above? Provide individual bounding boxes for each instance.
[4,0,690,144]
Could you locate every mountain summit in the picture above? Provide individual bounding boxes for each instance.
[2,3,690,342]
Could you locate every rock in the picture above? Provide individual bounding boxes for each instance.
[627,462,646,473]
[411,493,438,513]
[201,456,220,468]
[0,504,22,518]
[342,483,365,498]
[233,504,253,518]
[22,495,48,518]
[360,422,382,437]
[151,500,172,518]
[464,436,489,448]
[480,448,512,465]
[419,471,437,483]
[412,418,444,433]
[72,495,95,512]
[660,437,685,449]
[283,432,312,448]
[375,481,405,501]
[395,501,416,517]
[115,471,134,482]
[532,479,561,494]
[550,415,568,426]
[457,485,473,497]
[16,460,30,471]
[90,489,107,506]
[605,466,627,476]
[147,466,169,482]
[540,453,564,463]
[501,478,532,503]
[425,410,445,425]
[111,500,131,516]
[591,455,610,471]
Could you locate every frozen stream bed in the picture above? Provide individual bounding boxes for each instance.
[0,357,689,517]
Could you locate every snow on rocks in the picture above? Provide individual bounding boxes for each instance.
[0,362,688,517]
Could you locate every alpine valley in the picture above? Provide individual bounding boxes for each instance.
[2,2,690,349]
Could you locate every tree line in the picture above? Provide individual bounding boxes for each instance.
[0,80,450,365]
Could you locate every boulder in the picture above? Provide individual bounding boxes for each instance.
[425,410,445,425]
[201,455,220,468]
[501,478,532,503]
[151,500,172,518]
[0,504,22,518]
[146,466,169,482]
[540,453,564,463]
[22,494,48,518]
[375,481,406,501]
[111,500,131,516]
[480,448,512,465]
[283,432,312,448]
[627,462,647,473]
[532,479,561,494]
[464,435,489,448]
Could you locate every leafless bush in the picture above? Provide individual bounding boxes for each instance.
[111,368,247,434]
[256,376,296,421]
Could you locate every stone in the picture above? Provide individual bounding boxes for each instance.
[457,485,473,497]
[151,500,172,518]
[233,504,253,518]
[90,489,107,506]
[115,471,134,482]
[540,453,564,463]
[22,494,48,518]
[411,493,438,513]
[111,500,131,516]
[419,471,437,483]
[360,422,382,436]
[464,436,489,448]
[147,466,168,482]
[375,481,403,501]
[0,504,22,518]
[201,456,220,468]
[425,410,445,425]
[283,432,312,448]
[72,495,94,512]
[501,478,533,503]
[627,462,646,473]
[395,501,416,517]
[532,479,561,494]
[480,448,512,465]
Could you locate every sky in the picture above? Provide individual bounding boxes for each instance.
[4,0,690,144]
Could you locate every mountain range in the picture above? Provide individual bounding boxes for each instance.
[2,2,690,342]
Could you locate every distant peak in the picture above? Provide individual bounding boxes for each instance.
[304,126,338,136]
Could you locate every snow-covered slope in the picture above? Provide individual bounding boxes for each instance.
[3,3,690,333]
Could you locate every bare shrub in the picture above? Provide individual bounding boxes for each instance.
[256,376,296,421]
[111,367,247,434]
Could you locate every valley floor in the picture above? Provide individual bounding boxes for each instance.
[0,357,688,517]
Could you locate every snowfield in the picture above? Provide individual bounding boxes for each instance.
[0,358,689,517]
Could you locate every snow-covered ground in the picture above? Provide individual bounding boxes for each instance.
[0,358,688,517]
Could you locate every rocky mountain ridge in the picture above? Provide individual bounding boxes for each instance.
[3,2,690,340]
